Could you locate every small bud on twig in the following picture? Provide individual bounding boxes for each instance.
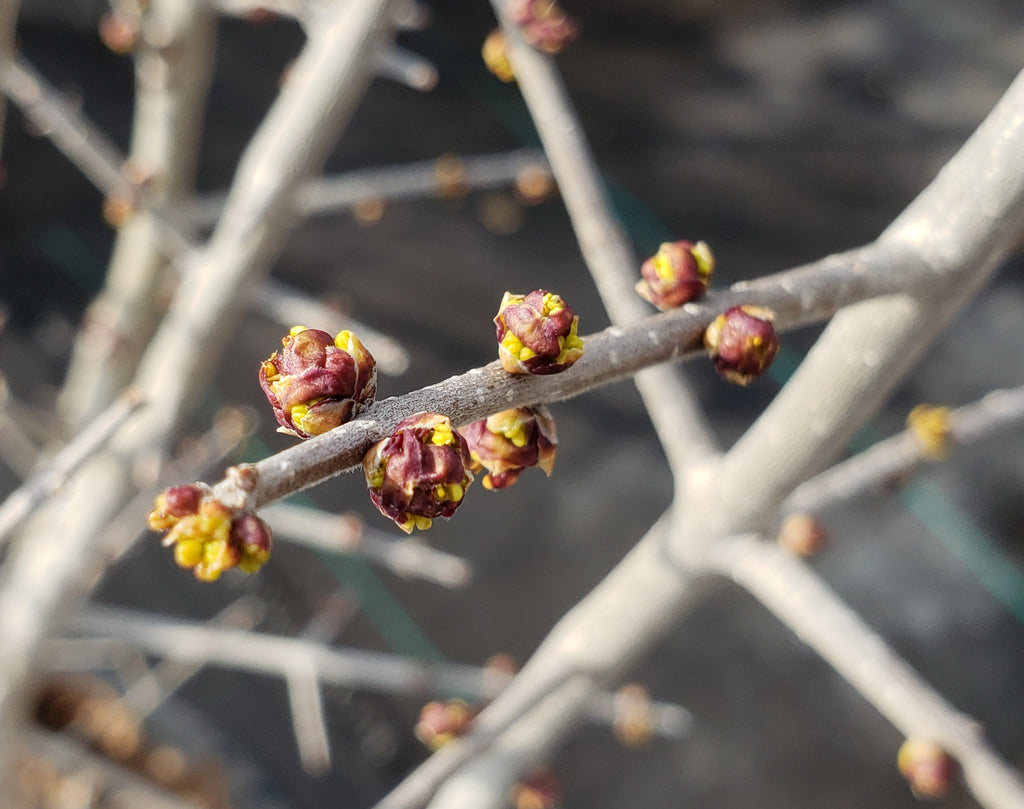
[635,240,714,310]
[897,738,959,799]
[906,404,953,460]
[462,405,557,490]
[482,29,515,82]
[507,0,579,54]
[414,699,478,750]
[777,513,827,558]
[495,290,584,375]
[259,326,377,439]
[703,304,779,385]
[362,413,474,533]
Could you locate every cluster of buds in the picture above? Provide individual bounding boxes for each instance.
[462,406,557,490]
[703,304,779,385]
[414,699,478,750]
[507,0,578,53]
[897,738,959,799]
[906,404,953,460]
[635,240,714,311]
[362,413,474,533]
[259,326,376,439]
[495,289,584,375]
[147,484,272,582]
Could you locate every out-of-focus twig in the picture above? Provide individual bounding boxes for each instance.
[261,502,473,588]
[708,533,1024,809]
[63,607,691,738]
[187,149,550,228]
[376,45,437,90]
[0,389,144,550]
[784,384,1024,515]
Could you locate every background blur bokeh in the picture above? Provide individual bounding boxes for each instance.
[2,1,1024,807]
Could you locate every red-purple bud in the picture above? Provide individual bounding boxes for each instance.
[414,699,478,750]
[146,484,205,531]
[635,240,714,310]
[495,290,584,375]
[703,305,779,385]
[259,327,376,439]
[507,0,578,53]
[897,739,959,799]
[462,406,557,490]
[362,413,474,533]
[231,513,273,574]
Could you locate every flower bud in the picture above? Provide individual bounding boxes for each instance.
[482,29,515,82]
[512,769,561,809]
[907,404,952,460]
[462,406,557,490]
[777,513,827,558]
[231,513,274,574]
[259,326,376,439]
[897,738,959,799]
[149,489,273,581]
[363,412,474,534]
[146,484,205,531]
[635,240,714,310]
[507,0,579,54]
[414,699,477,750]
[612,683,656,748]
[495,290,584,375]
[703,305,779,385]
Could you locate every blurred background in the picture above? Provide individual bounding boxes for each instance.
[1,1,1024,807]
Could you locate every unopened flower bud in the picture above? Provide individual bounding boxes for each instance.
[507,0,579,54]
[482,29,515,82]
[462,406,557,490]
[703,305,779,385]
[777,513,827,558]
[613,683,656,748]
[146,484,205,531]
[512,768,561,809]
[259,326,377,439]
[363,412,474,534]
[897,738,959,799]
[906,404,952,460]
[495,290,584,375]
[414,699,477,750]
[231,513,273,574]
[635,240,714,310]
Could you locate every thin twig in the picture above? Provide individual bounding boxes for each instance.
[784,384,1024,515]
[0,389,144,550]
[707,534,1024,809]
[261,502,473,588]
[377,45,437,91]
[62,607,691,737]
[187,149,550,228]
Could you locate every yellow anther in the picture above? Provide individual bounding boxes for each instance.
[907,404,952,459]
[540,292,565,316]
[288,325,307,336]
[692,240,714,279]
[174,538,204,569]
[368,462,385,488]
[518,345,537,360]
[447,483,464,502]
[652,251,675,281]
[430,422,455,446]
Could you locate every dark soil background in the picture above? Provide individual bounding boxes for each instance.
[2,1,1024,808]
